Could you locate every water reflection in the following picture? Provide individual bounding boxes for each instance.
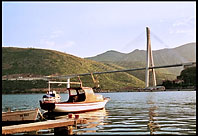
[2,92,196,135]
[145,92,196,135]
[147,96,160,135]
[40,108,108,135]
[74,108,108,134]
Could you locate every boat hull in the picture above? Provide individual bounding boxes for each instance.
[40,100,55,111]
[53,99,109,113]
[2,108,39,122]
[40,98,110,113]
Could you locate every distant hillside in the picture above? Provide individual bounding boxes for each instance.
[101,61,176,86]
[2,47,145,91]
[3,42,195,92]
[89,50,126,62]
[87,42,196,76]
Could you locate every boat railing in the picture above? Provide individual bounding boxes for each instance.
[43,97,61,102]
[48,81,82,92]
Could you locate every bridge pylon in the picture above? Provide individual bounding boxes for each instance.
[145,27,157,88]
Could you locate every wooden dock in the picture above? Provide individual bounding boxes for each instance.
[2,117,87,135]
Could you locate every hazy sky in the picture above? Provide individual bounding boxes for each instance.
[2,2,196,58]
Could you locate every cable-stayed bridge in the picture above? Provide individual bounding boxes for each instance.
[2,27,196,88]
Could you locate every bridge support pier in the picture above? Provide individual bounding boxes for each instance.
[145,27,157,88]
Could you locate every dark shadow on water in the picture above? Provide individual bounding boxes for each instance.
[42,111,69,120]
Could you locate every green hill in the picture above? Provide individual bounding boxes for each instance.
[87,43,196,64]
[89,50,126,62]
[177,66,196,86]
[2,47,145,92]
[86,42,196,83]
[162,66,196,89]
[101,61,176,86]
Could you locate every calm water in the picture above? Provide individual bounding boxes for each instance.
[2,91,196,135]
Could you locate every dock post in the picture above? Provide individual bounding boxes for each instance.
[54,126,73,135]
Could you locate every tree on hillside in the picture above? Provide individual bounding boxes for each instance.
[177,66,196,86]
[162,66,196,89]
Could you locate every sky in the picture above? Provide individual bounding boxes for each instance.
[2,2,196,58]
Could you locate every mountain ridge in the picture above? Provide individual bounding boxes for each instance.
[86,42,196,63]
[2,47,145,91]
[86,42,196,75]
[2,42,195,91]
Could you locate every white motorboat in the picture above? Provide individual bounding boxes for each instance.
[40,80,110,113]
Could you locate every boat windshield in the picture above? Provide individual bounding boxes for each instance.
[67,89,86,102]
[70,89,77,95]
[78,89,84,94]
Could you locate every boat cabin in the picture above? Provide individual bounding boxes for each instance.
[67,87,103,103]
[44,80,104,103]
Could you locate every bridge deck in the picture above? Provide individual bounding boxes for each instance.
[2,62,195,80]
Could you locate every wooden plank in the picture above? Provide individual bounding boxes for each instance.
[2,118,87,135]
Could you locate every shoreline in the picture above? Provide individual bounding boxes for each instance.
[95,89,196,93]
[2,88,196,94]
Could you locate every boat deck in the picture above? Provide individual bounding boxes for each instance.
[2,118,87,135]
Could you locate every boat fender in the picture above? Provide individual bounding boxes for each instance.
[75,114,79,119]
[68,113,73,118]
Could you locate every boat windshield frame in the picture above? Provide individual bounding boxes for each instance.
[67,87,86,102]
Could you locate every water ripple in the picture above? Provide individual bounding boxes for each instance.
[2,91,196,135]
